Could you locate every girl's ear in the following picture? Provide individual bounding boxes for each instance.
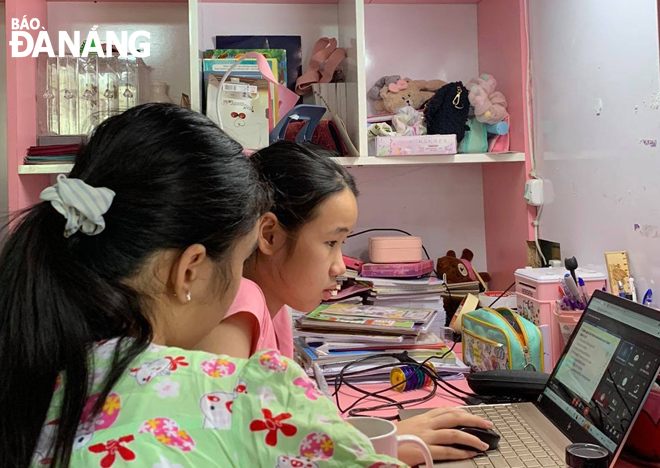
[257,212,287,256]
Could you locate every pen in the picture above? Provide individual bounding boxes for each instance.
[618,280,627,298]
[564,274,584,308]
[629,277,638,303]
[643,289,653,307]
[578,277,590,305]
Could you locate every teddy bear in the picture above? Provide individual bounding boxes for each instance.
[467,74,508,124]
[374,78,446,115]
[436,248,491,325]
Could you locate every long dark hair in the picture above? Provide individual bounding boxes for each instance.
[0,103,270,468]
[249,140,358,243]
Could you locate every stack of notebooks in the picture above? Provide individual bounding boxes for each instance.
[357,276,447,332]
[294,303,468,385]
[25,144,79,165]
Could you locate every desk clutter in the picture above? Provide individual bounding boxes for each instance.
[367,74,510,156]
[294,303,469,386]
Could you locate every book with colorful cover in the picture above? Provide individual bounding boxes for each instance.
[298,308,434,336]
[314,303,436,323]
[202,57,279,127]
[294,337,457,365]
[213,36,302,93]
[204,49,287,88]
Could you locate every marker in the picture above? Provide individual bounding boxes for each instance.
[565,274,583,307]
[629,277,638,303]
[618,280,627,298]
[578,277,590,305]
[643,289,653,307]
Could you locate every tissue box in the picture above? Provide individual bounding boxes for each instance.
[371,134,457,156]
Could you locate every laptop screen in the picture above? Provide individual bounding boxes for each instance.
[537,290,660,455]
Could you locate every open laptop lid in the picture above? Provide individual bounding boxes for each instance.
[536,289,660,460]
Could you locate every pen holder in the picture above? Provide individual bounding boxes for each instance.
[553,301,583,348]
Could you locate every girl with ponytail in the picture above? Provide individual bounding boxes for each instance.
[0,104,404,468]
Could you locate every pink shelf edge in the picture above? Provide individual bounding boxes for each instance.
[479,0,535,290]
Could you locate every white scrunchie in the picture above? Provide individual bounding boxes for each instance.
[40,174,116,238]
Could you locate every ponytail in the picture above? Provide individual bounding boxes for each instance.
[0,204,152,467]
[0,103,270,468]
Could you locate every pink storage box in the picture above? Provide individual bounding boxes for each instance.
[370,134,457,156]
[515,267,607,370]
[625,385,660,462]
[369,236,422,264]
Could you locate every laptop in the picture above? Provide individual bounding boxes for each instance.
[400,290,660,468]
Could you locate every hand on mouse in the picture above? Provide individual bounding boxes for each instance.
[395,407,493,466]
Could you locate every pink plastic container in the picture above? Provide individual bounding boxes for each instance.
[625,386,660,462]
[515,267,607,370]
[369,236,422,264]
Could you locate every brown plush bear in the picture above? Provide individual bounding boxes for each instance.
[374,78,446,115]
[436,249,491,325]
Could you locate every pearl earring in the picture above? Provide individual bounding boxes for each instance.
[186,291,192,302]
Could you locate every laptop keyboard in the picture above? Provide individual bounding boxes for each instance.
[465,405,565,468]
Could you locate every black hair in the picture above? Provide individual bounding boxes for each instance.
[250,140,358,242]
[0,103,271,468]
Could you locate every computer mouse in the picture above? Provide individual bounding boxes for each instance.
[450,426,500,452]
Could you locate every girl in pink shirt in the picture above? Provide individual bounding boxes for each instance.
[196,141,491,466]
[196,141,353,360]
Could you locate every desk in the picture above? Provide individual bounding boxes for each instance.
[335,377,644,468]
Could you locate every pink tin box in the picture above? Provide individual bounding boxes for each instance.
[369,236,422,264]
[370,134,457,156]
[515,267,607,370]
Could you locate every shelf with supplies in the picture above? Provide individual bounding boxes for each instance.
[332,152,525,167]
[18,152,524,175]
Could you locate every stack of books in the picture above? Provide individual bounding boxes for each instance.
[25,144,79,165]
[293,303,468,384]
[356,276,447,333]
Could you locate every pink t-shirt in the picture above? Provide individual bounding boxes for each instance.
[224,278,294,359]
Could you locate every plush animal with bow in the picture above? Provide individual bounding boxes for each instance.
[374,78,446,115]
[467,74,508,124]
[436,248,491,325]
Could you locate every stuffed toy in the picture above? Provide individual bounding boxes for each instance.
[374,78,446,115]
[467,74,508,125]
[436,249,492,325]
[368,75,401,101]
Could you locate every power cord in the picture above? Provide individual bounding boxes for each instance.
[332,338,517,419]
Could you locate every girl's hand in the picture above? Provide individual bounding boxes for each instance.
[396,407,493,466]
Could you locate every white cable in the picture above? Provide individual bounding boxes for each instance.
[214,55,253,131]
[523,0,537,179]
[533,204,547,266]
[523,0,545,265]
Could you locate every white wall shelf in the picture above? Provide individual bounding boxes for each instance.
[19,164,73,175]
[18,152,523,175]
[333,152,525,167]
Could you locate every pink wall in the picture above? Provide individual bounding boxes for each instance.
[5,0,51,214]
[478,0,534,289]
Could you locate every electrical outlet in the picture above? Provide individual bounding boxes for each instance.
[524,179,544,206]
